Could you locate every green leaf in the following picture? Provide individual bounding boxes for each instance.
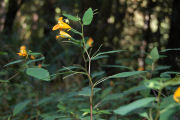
[0,51,8,55]
[13,100,31,116]
[160,95,175,109]
[58,66,82,72]
[26,68,50,81]
[92,50,126,59]
[41,113,66,120]
[143,80,163,90]
[78,87,101,97]
[101,65,131,70]
[70,28,82,35]
[63,13,79,21]
[114,97,155,115]
[160,103,180,120]
[109,71,146,79]
[145,57,153,65]
[4,59,24,67]
[150,47,159,62]
[103,85,147,101]
[36,96,54,106]
[161,48,180,52]
[26,56,45,65]
[82,8,93,25]
[91,55,109,61]
[164,77,180,87]
[91,71,105,78]
[28,52,41,56]
[0,79,9,82]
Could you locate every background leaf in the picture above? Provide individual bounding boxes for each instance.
[13,100,31,116]
[114,97,155,115]
[150,47,159,62]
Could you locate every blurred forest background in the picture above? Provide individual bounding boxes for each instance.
[0,0,180,119]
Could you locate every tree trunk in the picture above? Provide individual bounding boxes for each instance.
[3,0,25,34]
[166,0,180,70]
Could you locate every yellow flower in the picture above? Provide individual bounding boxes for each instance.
[87,37,94,47]
[38,64,42,68]
[52,17,71,31]
[56,31,71,39]
[30,55,35,60]
[137,66,144,71]
[17,45,27,57]
[173,86,180,103]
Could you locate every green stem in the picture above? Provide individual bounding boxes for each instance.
[155,88,162,120]
[80,23,94,120]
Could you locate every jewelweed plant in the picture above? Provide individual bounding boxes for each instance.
[3,8,180,120]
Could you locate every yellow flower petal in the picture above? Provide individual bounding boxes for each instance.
[20,45,26,50]
[58,17,63,21]
[59,22,71,30]
[52,24,60,31]
[59,31,71,38]
[173,86,180,103]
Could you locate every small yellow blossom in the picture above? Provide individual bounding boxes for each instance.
[110,81,114,87]
[30,55,35,60]
[137,66,144,71]
[87,37,94,47]
[38,64,42,68]
[52,17,71,31]
[173,86,180,103]
[17,45,27,57]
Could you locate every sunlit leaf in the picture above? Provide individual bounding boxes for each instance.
[82,8,93,25]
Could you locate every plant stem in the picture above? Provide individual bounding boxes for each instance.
[155,88,162,120]
[81,23,94,120]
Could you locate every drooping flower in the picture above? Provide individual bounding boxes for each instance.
[173,86,180,103]
[57,31,71,39]
[17,45,27,57]
[87,37,94,47]
[52,17,71,31]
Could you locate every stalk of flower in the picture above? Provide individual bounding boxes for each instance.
[17,45,28,57]
[173,86,180,103]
